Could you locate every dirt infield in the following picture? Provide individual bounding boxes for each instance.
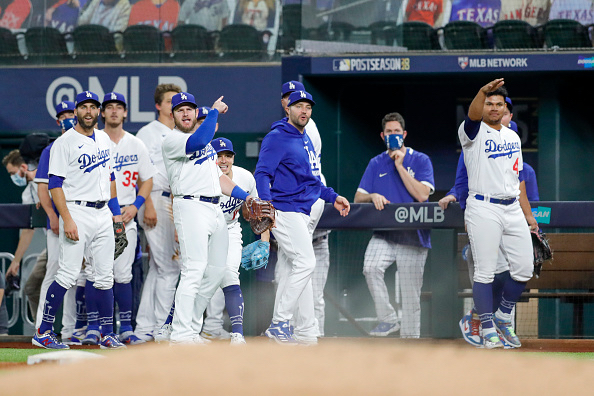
[2,338,593,395]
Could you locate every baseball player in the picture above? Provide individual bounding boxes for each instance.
[32,101,87,345]
[279,81,331,338]
[440,96,539,348]
[134,83,182,341]
[101,92,156,345]
[162,92,254,344]
[355,112,435,339]
[255,90,350,345]
[33,90,125,349]
[459,79,537,349]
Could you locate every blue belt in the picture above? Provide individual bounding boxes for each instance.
[474,195,516,206]
[74,200,107,209]
[161,191,171,197]
[182,195,220,204]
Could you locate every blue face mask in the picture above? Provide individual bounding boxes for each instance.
[385,134,403,151]
[11,172,27,187]
[60,117,77,131]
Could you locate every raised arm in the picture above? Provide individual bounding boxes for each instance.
[468,78,504,121]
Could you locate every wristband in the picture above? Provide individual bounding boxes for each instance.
[108,197,121,216]
[231,185,249,201]
[133,195,146,210]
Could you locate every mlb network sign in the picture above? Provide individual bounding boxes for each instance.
[46,75,188,122]
[333,57,411,72]
[458,56,529,69]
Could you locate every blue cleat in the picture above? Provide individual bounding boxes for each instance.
[33,330,70,350]
[100,333,127,349]
[82,330,101,346]
[120,331,146,345]
[369,322,400,337]
[482,331,504,349]
[63,328,86,345]
[459,310,482,347]
[494,316,521,348]
[265,321,298,345]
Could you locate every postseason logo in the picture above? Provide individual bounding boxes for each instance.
[333,57,411,72]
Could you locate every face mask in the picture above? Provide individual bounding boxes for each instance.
[11,172,27,187]
[60,117,77,131]
[385,134,403,151]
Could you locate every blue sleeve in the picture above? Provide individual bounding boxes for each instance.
[357,159,376,193]
[48,175,64,189]
[454,152,469,208]
[523,163,540,201]
[111,172,116,181]
[185,109,219,154]
[36,147,51,181]
[463,116,481,140]
[254,133,284,201]
[320,185,338,203]
[414,154,435,190]
[518,169,525,182]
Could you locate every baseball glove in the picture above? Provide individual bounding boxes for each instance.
[531,229,552,278]
[242,197,275,235]
[240,240,270,271]
[113,221,128,260]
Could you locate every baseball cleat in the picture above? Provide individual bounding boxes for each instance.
[82,330,101,346]
[482,331,504,349]
[120,332,146,345]
[155,324,172,344]
[200,328,231,340]
[33,330,70,350]
[459,310,482,347]
[493,316,521,348]
[100,333,127,349]
[230,332,247,346]
[63,328,86,346]
[265,321,299,345]
[369,322,400,337]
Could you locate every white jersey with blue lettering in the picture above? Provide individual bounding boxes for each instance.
[136,120,173,192]
[219,166,257,225]
[458,121,522,199]
[305,118,323,182]
[49,128,113,202]
[107,131,157,205]
[162,129,222,197]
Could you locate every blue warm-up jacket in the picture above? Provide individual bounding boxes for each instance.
[254,118,338,215]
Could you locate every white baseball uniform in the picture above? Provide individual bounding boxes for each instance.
[135,120,181,337]
[48,128,115,291]
[458,120,533,284]
[202,166,257,333]
[162,133,228,343]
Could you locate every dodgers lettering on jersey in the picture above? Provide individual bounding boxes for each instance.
[219,166,258,224]
[188,144,217,165]
[458,119,523,198]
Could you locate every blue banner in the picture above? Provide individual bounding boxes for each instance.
[0,65,281,134]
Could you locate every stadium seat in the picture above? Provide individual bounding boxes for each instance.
[544,19,592,49]
[217,24,268,61]
[492,20,540,49]
[369,21,397,45]
[279,3,302,51]
[170,24,212,62]
[72,24,120,63]
[25,27,71,64]
[0,27,24,65]
[442,20,489,50]
[393,21,440,50]
[123,25,164,63]
[313,21,355,42]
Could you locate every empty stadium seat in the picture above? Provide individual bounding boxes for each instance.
[0,27,24,65]
[313,21,355,42]
[217,24,268,61]
[123,25,164,63]
[544,19,592,49]
[442,20,489,50]
[25,27,71,64]
[492,20,540,49]
[393,21,440,50]
[72,24,120,63]
[170,24,212,62]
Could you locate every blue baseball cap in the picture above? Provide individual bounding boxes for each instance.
[509,120,518,133]
[171,92,197,111]
[75,91,101,108]
[505,97,513,112]
[287,90,315,107]
[55,101,75,118]
[282,80,305,97]
[102,92,127,109]
[210,137,235,155]
[197,106,211,120]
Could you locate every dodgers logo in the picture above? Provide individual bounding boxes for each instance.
[79,149,110,173]
[289,82,295,89]
[458,57,469,69]
[485,139,520,159]
[220,197,242,214]
[189,144,216,165]
[113,153,139,171]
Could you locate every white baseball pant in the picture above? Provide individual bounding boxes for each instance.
[312,231,330,336]
[170,199,228,343]
[135,191,180,336]
[363,236,428,338]
[113,218,137,284]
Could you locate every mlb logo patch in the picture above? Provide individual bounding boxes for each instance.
[458,57,469,69]
[333,59,350,71]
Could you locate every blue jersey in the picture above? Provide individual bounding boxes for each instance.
[448,0,500,27]
[358,149,434,248]
[254,119,337,215]
[34,142,60,229]
[522,162,539,201]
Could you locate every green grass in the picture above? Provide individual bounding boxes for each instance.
[0,348,104,363]
[521,352,594,360]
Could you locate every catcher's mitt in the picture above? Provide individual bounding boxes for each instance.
[531,229,552,278]
[114,221,128,260]
[242,197,275,235]
[240,240,270,271]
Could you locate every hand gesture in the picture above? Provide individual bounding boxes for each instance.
[370,193,390,211]
[438,194,457,210]
[334,195,350,217]
[480,78,505,94]
[389,149,405,168]
[212,96,228,114]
